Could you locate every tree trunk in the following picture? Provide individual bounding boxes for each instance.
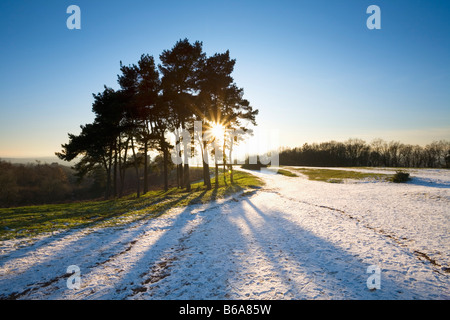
[184,163,191,191]
[113,139,118,197]
[131,137,140,198]
[108,146,113,198]
[105,161,111,200]
[223,139,227,186]
[101,153,111,200]
[119,137,129,198]
[182,122,191,192]
[203,162,211,190]
[143,140,148,194]
[174,130,182,188]
[162,137,169,192]
[229,148,234,184]
[176,163,180,188]
[215,163,219,189]
[202,140,211,189]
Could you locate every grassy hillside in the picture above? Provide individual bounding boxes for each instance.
[0,171,263,241]
[293,168,394,183]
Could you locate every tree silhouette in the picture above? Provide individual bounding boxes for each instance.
[159,39,205,192]
[223,84,258,183]
[57,86,125,199]
[117,61,143,197]
[198,51,235,188]
[57,39,259,198]
[135,54,161,194]
[198,51,258,187]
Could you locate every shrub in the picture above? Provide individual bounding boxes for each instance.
[241,163,265,170]
[241,159,268,171]
[392,171,410,183]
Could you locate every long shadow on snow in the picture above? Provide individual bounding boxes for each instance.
[0,193,196,299]
[406,177,450,189]
[225,196,428,299]
[94,201,214,300]
[91,189,223,299]
[234,197,364,299]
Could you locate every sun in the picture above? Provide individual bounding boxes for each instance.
[210,122,225,140]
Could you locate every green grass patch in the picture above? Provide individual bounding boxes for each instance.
[293,168,393,183]
[0,171,263,241]
[277,169,298,177]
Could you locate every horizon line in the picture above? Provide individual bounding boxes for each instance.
[1,136,449,161]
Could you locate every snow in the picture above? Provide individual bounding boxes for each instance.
[0,167,449,300]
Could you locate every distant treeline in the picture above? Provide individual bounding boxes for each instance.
[279,139,450,168]
[0,159,204,208]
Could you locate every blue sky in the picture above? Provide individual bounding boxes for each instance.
[1,0,449,157]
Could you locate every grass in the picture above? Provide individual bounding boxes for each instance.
[293,168,394,183]
[277,169,298,177]
[0,171,263,241]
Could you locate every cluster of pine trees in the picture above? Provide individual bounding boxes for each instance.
[279,138,450,168]
[57,39,258,199]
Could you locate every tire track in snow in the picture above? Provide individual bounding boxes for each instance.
[260,187,450,275]
[0,228,148,300]
[128,195,247,299]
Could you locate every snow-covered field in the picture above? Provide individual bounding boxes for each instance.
[0,167,449,300]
